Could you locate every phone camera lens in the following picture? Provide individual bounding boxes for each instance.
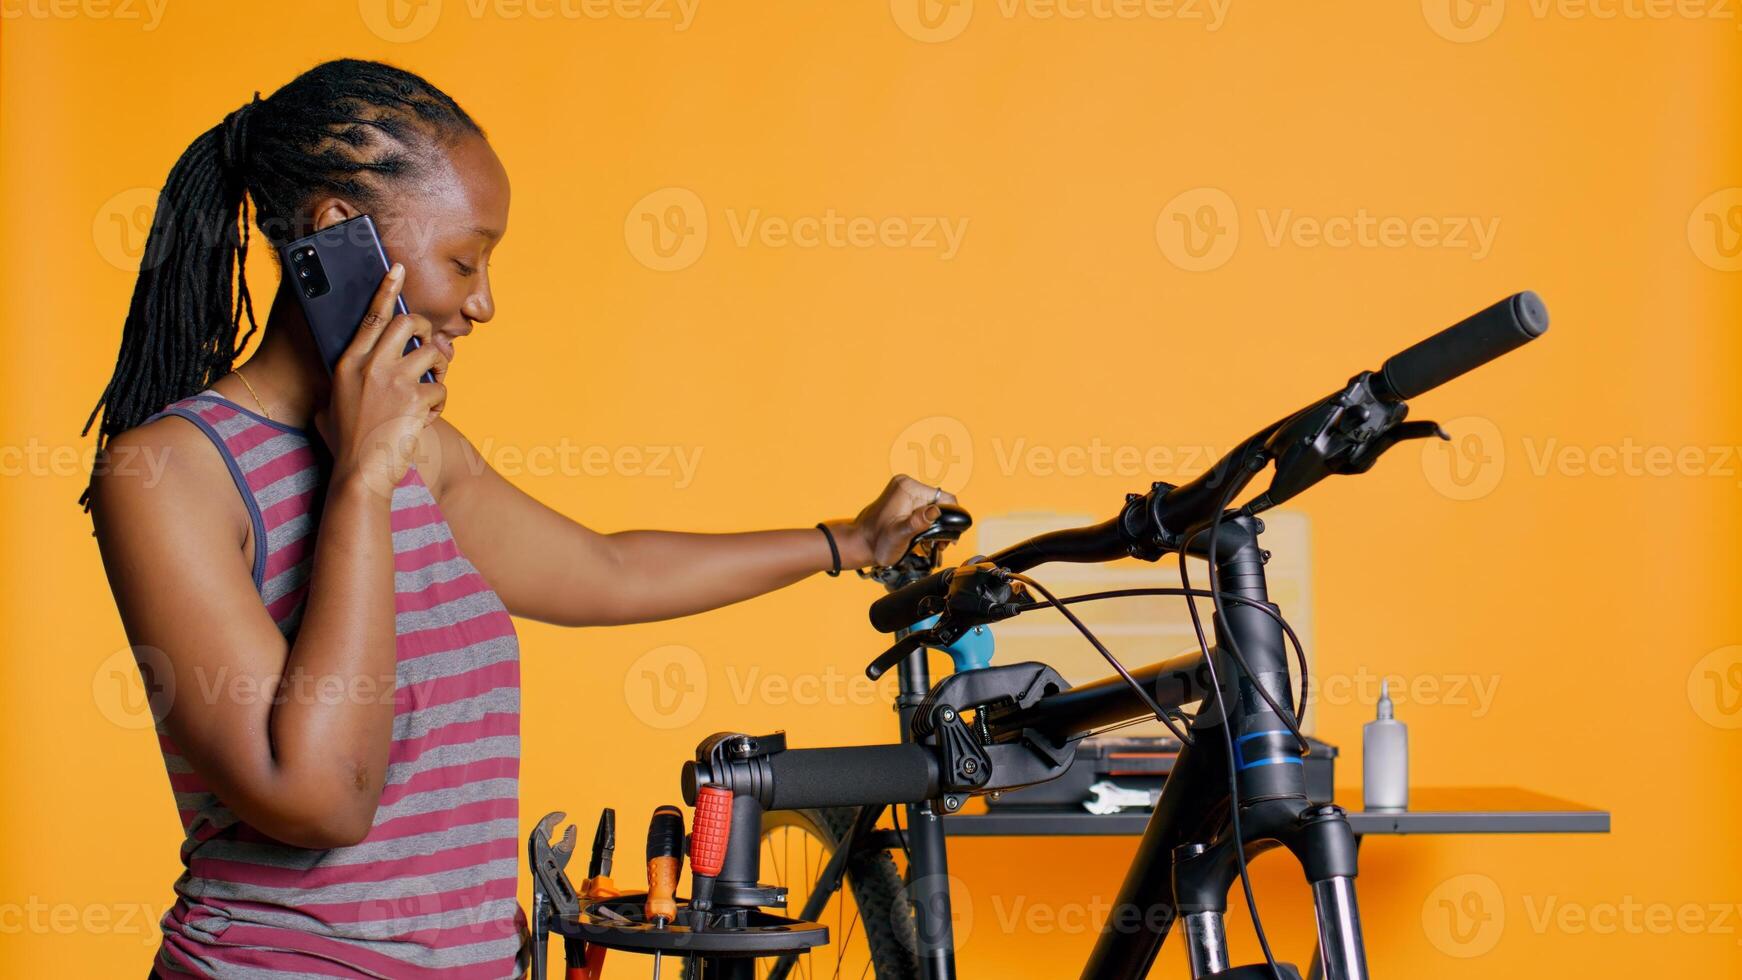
[304,285,318,298]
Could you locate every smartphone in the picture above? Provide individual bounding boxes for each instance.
[278,214,433,382]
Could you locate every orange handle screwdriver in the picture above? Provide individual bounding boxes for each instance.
[644,805,685,980]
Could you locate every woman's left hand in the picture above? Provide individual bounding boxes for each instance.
[837,474,960,569]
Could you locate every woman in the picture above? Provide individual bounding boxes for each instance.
[85,59,954,979]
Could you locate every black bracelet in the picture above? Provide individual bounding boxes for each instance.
[815,523,842,577]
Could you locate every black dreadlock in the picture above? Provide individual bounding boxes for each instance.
[80,59,482,506]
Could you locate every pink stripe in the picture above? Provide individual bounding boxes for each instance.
[262,532,312,582]
[260,487,316,530]
[206,873,516,927]
[216,909,518,974]
[379,754,519,806]
[390,712,519,768]
[396,610,516,660]
[398,659,520,713]
[244,447,317,490]
[396,537,464,575]
[393,571,494,614]
[187,398,238,425]
[192,836,517,890]
[265,589,305,624]
[392,499,445,531]
[219,421,291,464]
[367,797,518,845]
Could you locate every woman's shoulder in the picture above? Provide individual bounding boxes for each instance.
[89,410,249,535]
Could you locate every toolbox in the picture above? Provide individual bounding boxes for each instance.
[987,735,1337,812]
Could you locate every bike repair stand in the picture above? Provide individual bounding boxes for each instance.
[529,778,829,980]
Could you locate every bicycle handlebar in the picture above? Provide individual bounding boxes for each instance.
[1372,290,1549,402]
[867,291,1550,634]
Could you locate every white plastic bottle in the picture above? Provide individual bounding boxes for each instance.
[1362,680,1409,811]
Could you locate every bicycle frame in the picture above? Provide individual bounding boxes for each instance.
[681,291,1549,979]
[685,512,1365,979]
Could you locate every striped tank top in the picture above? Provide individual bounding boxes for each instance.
[142,392,526,978]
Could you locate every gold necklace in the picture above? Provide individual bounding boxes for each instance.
[233,368,272,421]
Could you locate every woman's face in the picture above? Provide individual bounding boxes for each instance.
[311,134,511,364]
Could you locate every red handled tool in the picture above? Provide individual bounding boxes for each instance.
[686,785,734,918]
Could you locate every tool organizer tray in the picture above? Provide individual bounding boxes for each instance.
[550,893,830,959]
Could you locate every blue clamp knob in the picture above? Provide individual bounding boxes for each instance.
[904,614,995,672]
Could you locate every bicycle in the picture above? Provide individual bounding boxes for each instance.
[535,290,1551,980]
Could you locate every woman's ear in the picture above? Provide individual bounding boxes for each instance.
[309,198,362,232]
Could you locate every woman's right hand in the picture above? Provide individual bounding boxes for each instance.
[324,263,449,496]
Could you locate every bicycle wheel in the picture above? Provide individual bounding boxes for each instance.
[683,807,918,980]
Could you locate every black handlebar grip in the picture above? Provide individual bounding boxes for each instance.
[764,745,940,809]
[1374,291,1549,402]
[868,568,953,633]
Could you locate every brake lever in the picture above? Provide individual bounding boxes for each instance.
[866,629,946,681]
[863,562,1031,680]
[1337,419,1449,475]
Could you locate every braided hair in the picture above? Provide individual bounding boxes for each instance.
[81,59,482,504]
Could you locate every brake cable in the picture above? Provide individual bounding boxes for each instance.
[1002,572,1195,745]
[1027,588,1311,724]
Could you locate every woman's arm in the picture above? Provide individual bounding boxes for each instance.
[429,422,954,627]
[92,272,450,848]
[93,420,400,848]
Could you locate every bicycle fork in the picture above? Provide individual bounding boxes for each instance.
[1174,799,1369,980]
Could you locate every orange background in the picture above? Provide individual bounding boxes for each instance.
[4,1,1742,976]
